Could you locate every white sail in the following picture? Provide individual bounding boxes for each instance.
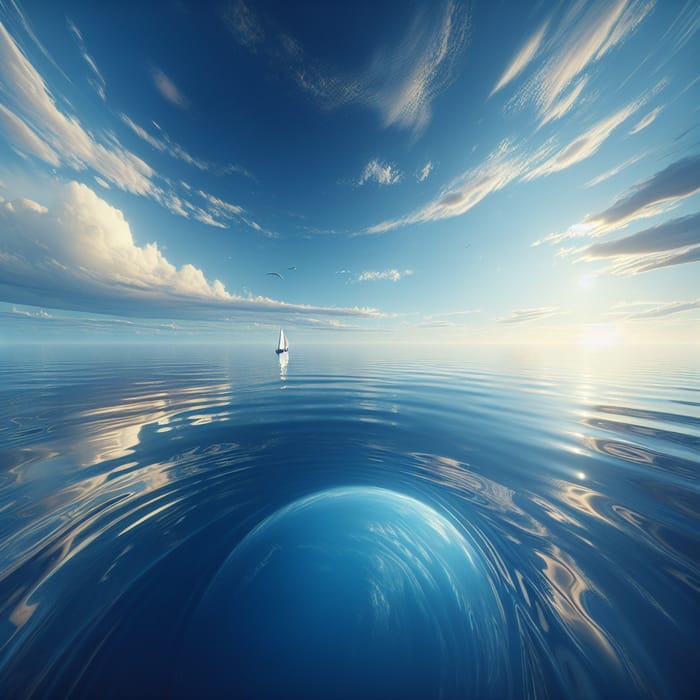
[277,329,285,352]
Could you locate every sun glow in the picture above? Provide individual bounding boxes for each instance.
[577,274,596,290]
[579,324,620,348]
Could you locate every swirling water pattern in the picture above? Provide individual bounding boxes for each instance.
[0,344,698,698]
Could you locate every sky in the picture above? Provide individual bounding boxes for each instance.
[0,0,698,345]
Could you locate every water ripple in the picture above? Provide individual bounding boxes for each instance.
[0,345,698,698]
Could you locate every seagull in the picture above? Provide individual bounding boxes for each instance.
[266,272,284,280]
[288,266,297,270]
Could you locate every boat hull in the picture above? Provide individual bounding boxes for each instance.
[275,349,288,354]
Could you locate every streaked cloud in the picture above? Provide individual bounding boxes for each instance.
[150,66,189,109]
[224,0,264,49]
[585,153,644,187]
[490,21,548,97]
[357,269,413,282]
[629,105,663,134]
[120,114,254,179]
[363,139,539,234]
[524,101,640,180]
[357,159,402,186]
[0,183,382,320]
[228,0,469,135]
[498,307,561,324]
[585,154,700,230]
[584,212,700,258]
[0,21,154,194]
[0,103,60,165]
[198,190,274,236]
[601,244,700,275]
[537,154,700,247]
[513,0,653,120]
[67,19,106,101]
[538,76,588,127]
[611,299,700,319]
[416,161,433,182]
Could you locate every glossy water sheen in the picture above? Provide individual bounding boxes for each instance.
[0,344,698,699]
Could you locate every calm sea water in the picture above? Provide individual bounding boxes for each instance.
[0,343,698,699]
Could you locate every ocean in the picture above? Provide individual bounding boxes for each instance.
[0,343,698,699]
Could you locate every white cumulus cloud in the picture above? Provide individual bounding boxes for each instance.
[0,182,383,321]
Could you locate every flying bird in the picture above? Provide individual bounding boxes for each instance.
[266,272,284,280]
[288,266,297,270]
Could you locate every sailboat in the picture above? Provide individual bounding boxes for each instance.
[276,328,289,354]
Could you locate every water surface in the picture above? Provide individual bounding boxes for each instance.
[0,344,698,698]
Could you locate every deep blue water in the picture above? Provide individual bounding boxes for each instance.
[0,343,698,699]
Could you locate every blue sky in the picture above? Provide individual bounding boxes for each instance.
[0,0,698,344]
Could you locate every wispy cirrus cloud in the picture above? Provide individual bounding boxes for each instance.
[120,114,255,180]
[357,159,402,186]
[490,21,548,97]
[0,21,270,233]
[226,0,470,135]
[150,66,189,109]
[610,299,700,319]
[0,183,382,321]
[0,21,154,195]
[524,101,640,180]
[498,307,562,324]
[67,19,106,101]
[512,0,653,122]
[629,105,663,134]
[225,0,264,49]
[598,243,700,275]
[585,153,645,187]
[357,269,413,282]
[416,161,433,182]
[0,102,60,165]
[196,189,274,236]
[362,139,542,235]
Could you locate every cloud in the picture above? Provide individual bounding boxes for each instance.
[67,18,106,101]
[585,154,700,230]
[612,299,700,319]
[629,105,663,134]
[196,190,274,236]
[602,244,700,275]
[0,183,383,321]
[512,0,652,120]
[536,154,700,247]
[498,307,561,324]
[119,114,254,179]
[362,139,537,234]
[524,101,640,180]
[225,0,264,48]
[584,211,700,257]
[230,1,469,135]
[490,21,548,97]
[416,161,433,182]
[150,66,189,109]
[0,103,60,165]
[0,21,154,194]
[357,269,413,282]
[538,76,588,127]
[585,153,644,187]
[357,159,402,186]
